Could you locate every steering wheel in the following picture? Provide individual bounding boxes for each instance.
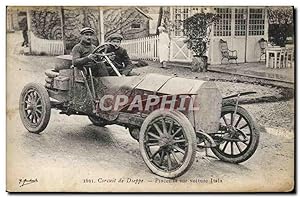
[89,43,123,77]
[89,43,112,62]
[92,43,108,53]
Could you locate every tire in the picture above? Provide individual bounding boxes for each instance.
[45,69,59,78]
[139,110,196,178]
[88,115,107,127]
[19,83,51,134]
[211,105,260,163]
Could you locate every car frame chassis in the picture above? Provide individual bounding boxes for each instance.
[19,44,260,178]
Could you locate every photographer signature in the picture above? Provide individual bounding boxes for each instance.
[19,178,38,187]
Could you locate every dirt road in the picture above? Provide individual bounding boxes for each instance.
[6,32,294,192]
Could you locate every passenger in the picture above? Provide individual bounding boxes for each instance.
[71,27,109,77]
[105,33,134,76]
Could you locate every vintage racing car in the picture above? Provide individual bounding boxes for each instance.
[19,44,260,178]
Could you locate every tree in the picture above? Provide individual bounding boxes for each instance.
[30,7,100,52]
[183,13,219,72]
[103,7,149,40]
[31,8,62,40]
[268,7,294,46]
[156,7,163,35]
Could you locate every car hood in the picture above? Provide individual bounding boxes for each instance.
[100,73,217,96]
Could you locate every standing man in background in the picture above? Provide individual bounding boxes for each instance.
[18,13,28,47]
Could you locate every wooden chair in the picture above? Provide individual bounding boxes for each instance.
[285,47,294,68]
[219,39,238,65]
[258,38,267,62]
[276,48,287,68]
[268,48,286,69]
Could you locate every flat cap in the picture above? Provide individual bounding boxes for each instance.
[80,27,96,35]
[106,33,124,41]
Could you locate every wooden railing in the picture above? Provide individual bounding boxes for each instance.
[121,35,159,61]
[30,32,64,55]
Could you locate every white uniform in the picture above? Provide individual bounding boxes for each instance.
[158,32,170,63]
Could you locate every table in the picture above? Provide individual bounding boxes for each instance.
[265,47,282,68]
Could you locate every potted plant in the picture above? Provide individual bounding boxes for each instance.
[183,13,219,72]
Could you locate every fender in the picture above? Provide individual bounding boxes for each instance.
[223,91,257,100]
[222,91,256,107]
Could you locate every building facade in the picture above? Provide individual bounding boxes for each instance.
[104,7,151,40]
[167,6,268,64]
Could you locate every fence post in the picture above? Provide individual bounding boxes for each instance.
[26,8,32,54]
[59,6,66,54]
[98,7,105,44]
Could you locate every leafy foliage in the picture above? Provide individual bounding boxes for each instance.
[267,7,294,46]
[183,13,219,57]
[31,8,62,40]
[268,7,293,24]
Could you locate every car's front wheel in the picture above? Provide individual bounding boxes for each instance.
[211,105,260,163]
[139,110,196,178]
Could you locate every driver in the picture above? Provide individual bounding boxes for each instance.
[105,33,134,76]
[71,27,109,77]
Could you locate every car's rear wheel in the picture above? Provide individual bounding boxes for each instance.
[19,83,51,134]
[139,110,196,178]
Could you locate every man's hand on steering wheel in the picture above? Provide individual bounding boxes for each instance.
[89,43,123,77]
[88,43,115,63]
[88,53,107,63]
[87,53,98,62]
[107,53,116,60]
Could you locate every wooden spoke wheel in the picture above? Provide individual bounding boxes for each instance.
[211,105,260,163]
[19,83,51,134]
[139,110,196,178]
